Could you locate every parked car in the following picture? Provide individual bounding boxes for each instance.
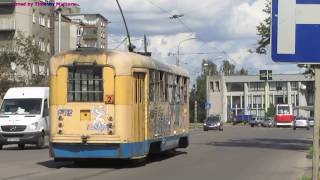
[204,115,223,131]
[293,116,310,130]
[261,118,275,128]
[308,117,314,127]
[249,116,263,127]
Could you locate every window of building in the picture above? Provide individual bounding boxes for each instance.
[77,28,82,37]
[39,38,45,52]
[47,16,50,28]
[32,10,36,23]
[39,14,45,26]
[291,82,298,91]
[227,82,244,92]
[215,81,220,92]
[210,81,214,92]
[68,66,103,102]
[269,82,276,91]
[47,42,50,53]
[249,82,264,91]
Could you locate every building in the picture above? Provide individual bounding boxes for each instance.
[206,74,314,122]
[64,14,108,49]
[0,0,54,55]
[54,14,82,53]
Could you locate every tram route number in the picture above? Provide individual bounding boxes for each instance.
[105,95,114,104]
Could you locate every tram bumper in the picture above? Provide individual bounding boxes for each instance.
[50,142,148,159]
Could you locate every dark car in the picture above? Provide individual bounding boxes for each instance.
[203,115,223,131]
[249,116,263,127]
[232,115,252,125]
[261,118,275,128]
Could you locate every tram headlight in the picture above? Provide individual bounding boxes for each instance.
[58,116,64,121]
[58,122,63,128]
[58,129,63,135]
[107,122,114,135]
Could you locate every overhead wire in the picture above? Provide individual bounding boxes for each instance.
[145,0,194,34]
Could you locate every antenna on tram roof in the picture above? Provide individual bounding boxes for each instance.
[115,0,135,52]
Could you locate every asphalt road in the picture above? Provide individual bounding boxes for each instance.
[0,126,312,180]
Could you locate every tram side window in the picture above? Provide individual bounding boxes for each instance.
[149,70,155,102]
[169,74,176,104]
[160,71,165,102]
[174,76,180,104]
[155,71,160,102]
[184,77,188,103]
[68,66,103,102]
[165,73,169,102]
[180,77,184,104]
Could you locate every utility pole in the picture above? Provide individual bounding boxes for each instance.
[54,7,62,54]
[58,11,61,53]
[144,34,147,54]
[194,82,198,128]
[313,66,320,180]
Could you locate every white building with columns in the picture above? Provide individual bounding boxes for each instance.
[206,74,314,122]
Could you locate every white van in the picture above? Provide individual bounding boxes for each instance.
[0,87,49,149]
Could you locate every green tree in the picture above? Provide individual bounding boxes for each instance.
[237,68,249,75]
[14,32,48,85]
[255,0,271,54]
[202,59,219,76]
[0,32,48,97]
[265,104,276,117]
[220,60,235,75]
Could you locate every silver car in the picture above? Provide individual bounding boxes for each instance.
[308,117,314,127]
[293,116,310,130]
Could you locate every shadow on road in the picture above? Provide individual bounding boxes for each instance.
[208,138,312,152]
[1,145,48,151]
[37,150,187,169]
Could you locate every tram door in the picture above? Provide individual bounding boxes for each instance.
[133,73,146,144]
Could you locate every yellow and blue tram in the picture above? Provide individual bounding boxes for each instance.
[49,48,189,160]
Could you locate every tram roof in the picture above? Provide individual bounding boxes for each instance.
[50,48,189,77]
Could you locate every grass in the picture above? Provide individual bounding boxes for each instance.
[300,176,311,180]
[189,123,203,129]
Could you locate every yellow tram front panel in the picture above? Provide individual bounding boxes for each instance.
[50,54,120,144]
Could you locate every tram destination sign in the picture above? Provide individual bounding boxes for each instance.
[272,0,320,63]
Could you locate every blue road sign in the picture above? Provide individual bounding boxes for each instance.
[272,0,320,63]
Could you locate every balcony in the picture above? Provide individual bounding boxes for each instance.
[0,0,14,4]
[83,33,98,40]
[0,17,15,31]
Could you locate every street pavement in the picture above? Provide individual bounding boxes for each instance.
[0,125,312,180]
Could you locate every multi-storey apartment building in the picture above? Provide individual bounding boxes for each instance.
[0,0,54,55]
[206,74,315,122]
[65,14,108,49]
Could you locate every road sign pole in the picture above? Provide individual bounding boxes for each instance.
[313,67,320,180]
[195,101,198,128]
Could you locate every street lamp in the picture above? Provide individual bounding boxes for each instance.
[177,37,196,66]
[54,7,63,53]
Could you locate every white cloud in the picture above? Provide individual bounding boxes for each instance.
[76,0,302,77]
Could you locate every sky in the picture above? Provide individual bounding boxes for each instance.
[74,0,303,77]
